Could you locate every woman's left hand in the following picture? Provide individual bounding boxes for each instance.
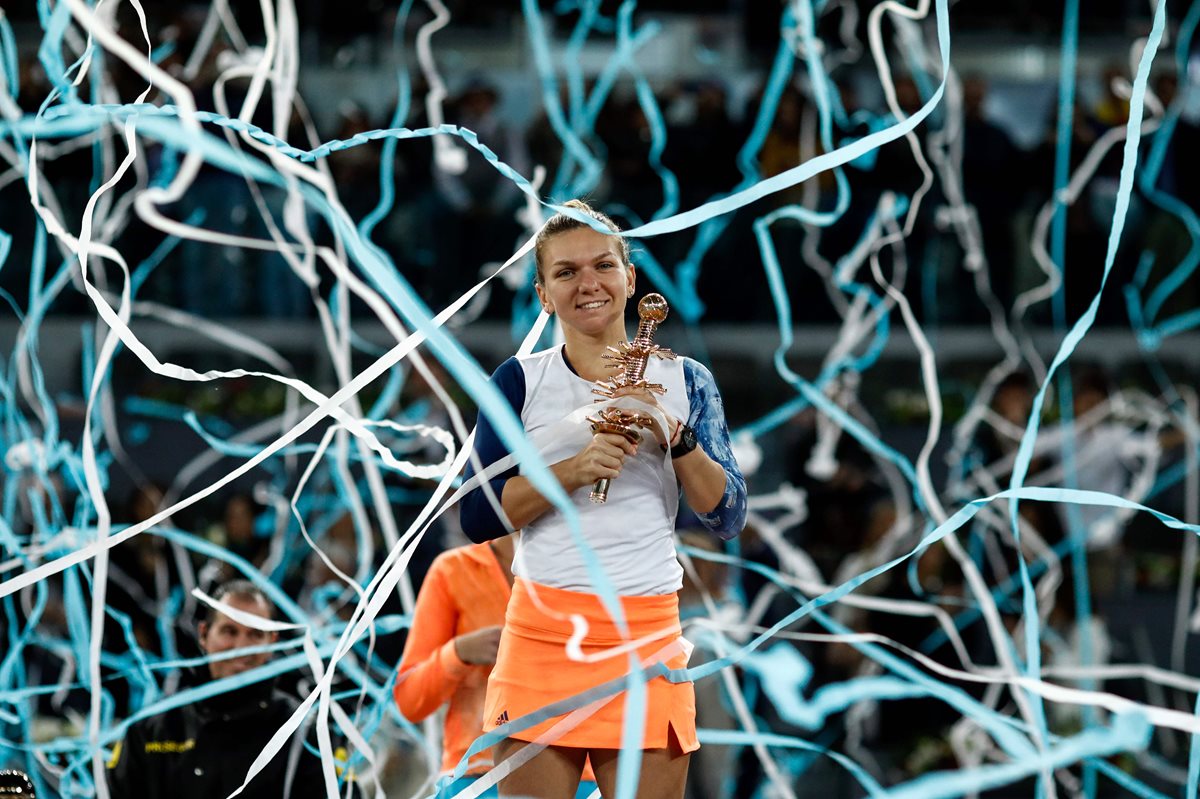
[610,386,676,447]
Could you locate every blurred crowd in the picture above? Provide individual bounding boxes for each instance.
[3,27,1199,329]
[5,5,1200,797]
[6,351,1195,795]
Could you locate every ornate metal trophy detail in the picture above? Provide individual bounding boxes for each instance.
[0,771,36,797]
[587,293,675,503]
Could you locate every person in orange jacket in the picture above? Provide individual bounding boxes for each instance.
[394,534,595,797]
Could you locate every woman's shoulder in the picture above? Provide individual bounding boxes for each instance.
[518,344,565,365]
[680,356,719,392]
[493,345,563,376]
[485,356,530,405]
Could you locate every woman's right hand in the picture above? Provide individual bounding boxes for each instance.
[565,431,638,490]
[454,626,504,665]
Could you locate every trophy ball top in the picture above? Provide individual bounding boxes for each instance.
[637,293,669,323]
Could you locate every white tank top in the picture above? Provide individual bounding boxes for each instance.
[511,345,689,596]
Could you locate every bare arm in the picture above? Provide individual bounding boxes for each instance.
[676,359,747,538]
[669,427,730,515]
[498,432,639,529]
[613,377,742,525]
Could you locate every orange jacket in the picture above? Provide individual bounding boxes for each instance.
[394,542,596,783]
[394,542,510,775]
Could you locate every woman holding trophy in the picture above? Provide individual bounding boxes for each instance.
[459,199,746,798]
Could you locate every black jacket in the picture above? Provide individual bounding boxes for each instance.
[107,677,326,799]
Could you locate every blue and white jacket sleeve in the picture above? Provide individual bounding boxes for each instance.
[459,357,525,543]
[682,358,747,539]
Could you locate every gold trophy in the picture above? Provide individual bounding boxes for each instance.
[587,293,675,503]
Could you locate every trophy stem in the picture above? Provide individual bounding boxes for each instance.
[624,318,659,385]
[590,478,612,503]
[586,293,672,505]
[634,317,658,345]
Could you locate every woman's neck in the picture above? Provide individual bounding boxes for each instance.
[563,328,628,382]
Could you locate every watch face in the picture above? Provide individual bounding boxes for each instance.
[672,425,698,457]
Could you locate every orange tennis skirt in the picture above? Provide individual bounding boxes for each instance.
[482,578,698,753]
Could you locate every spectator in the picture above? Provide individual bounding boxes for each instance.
[107,580,324,798]
[109,482,182,657]
[666,79,742,208]
[206,493,270,578]
[960,75,1021,306]
[430,77,529,314]
[393,534,596,797]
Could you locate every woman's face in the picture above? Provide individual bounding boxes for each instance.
[536,227,635,338]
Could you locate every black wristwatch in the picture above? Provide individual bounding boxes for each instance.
[669,423,698,459]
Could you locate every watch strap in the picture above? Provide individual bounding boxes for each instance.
[669,424,698,459]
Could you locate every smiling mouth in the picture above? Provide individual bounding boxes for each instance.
[578,299,608,310]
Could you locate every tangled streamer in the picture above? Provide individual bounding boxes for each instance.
[3,0,1200,797]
